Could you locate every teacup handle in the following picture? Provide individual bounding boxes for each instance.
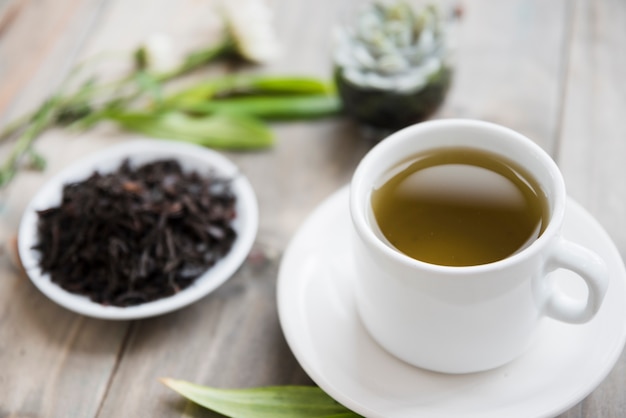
[543,238,609,324]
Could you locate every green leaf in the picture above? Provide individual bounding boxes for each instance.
[166,76,335,107]
[186,95,341,120]
[160,379,362,418]
[154,40,235,81]
[107,111,273,149]
[243,77,336,95]
[322,414,363,418]
[26,148,47,171]
[133,71,163,103]
[0,96,59,187]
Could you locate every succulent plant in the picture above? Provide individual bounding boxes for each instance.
[334,1,454,131]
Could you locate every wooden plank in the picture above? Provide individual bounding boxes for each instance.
[0,0,22,38]
[557,0,626,251]
[0,0,229,415]
[556,0,626,416]
[0,0,109,232]
[97,254,314,417]
[0,0,612,416]
[91,1,363,416]
[96,0,575,417]
[0,281,130,417]
[0,0,109,122]
[0,1,133,418]
[439,0,571,152]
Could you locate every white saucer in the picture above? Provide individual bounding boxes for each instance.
[277,186,626,418]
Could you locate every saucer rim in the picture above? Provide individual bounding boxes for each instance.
[277,186,626,418]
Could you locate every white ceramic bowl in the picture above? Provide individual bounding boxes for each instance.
[18,139,258,320]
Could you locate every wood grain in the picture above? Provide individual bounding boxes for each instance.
[0,0,108,122]
[557,0,626,415]
[439,0,571,152]
[0,0,624,416]
[0,1,128,417]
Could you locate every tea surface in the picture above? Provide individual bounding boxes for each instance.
[371,148,548,266]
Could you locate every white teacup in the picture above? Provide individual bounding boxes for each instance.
[349,119,609,374]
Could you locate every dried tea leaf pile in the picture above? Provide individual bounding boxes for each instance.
[34,159,237,307]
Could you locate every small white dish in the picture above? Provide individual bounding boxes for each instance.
[277,186,626,418]
[18,139,258,320]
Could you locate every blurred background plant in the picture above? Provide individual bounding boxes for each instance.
[0,0,339,188]
[334,0,460,134]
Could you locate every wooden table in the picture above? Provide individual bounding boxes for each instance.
[1,0,625,416]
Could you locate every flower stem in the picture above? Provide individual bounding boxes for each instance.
[0,111,35,142]
[0,97,59,187]
[155,40,235,81]
[0,36,244,188]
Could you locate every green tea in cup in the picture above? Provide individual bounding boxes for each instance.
[371,147,549,266]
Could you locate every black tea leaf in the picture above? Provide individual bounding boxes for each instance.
[34,159,238,307]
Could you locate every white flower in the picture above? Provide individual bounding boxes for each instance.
[140,33,184,74]
[220,0,282,63]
